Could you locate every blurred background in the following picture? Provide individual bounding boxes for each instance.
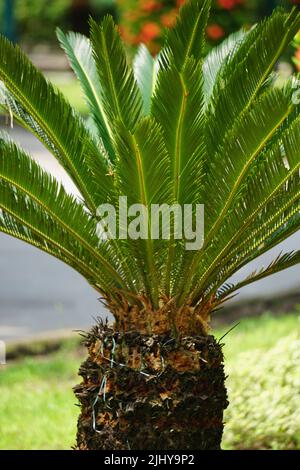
[1,0,300,450]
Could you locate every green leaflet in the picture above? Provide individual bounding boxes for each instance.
[56,29,115,162]
[0,34,105,213]
[133,45,158,116]
[90,16,143,132]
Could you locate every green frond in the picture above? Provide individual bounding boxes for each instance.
[0,33,108,213]
[152,58,206,294]
[56,28,115,161]
[179,85,295,303]
[114,117,172,306]
[205,8,300,154]
[0,210,96,286]
[204,195,300,302]
[152,58,205,205]
[0,83,115,209]
[203,28,246,104]
[205,87,293,233]
[2,1,300,315]
[217,251,300,303]
[0,135,126,290]
[90,16,143,132]
[133,44,158,115]
[164,0,211,69]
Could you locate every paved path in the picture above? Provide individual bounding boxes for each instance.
[1,126,300,343]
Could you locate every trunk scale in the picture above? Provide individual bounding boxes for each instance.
[75,305,228,450]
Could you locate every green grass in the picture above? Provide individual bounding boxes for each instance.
[0,74,88,117]
[52,76,88,115]
[0,311,300,450]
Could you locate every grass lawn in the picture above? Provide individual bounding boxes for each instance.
[0,312,300,450]
[0,74,88,118]
[51,75,88,115]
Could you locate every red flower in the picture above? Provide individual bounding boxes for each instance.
[142,1,163,13]
[218,0,236,10]
[160,10,177,28]
[207,24,225,40]
[294,47,300,71]
[139,22,161,42]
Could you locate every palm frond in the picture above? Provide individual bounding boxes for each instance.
[191,109,300,302]
[0,83,115,209]
[2,1,300,317]
[56,28,115,161]
[114,117,171,306]
[203,28,246,104]
[0,34,108,212]
[164,0,211,69]
[90,16,143,133]
[152,58,206,294]
[0,210,97,286]
[204,196,300,302]
[133,44,158,115]
[0,135,126,290]
[178,85,296,303]
[217,251,300,303]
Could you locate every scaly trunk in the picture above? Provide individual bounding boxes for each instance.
[74,304,228,450]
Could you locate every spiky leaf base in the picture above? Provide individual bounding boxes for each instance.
[74,321,228,450]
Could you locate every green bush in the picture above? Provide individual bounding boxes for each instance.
[223,334,300,450]
[0,0,116,44]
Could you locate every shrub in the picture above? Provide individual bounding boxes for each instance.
[224,334,300,450]
[0,0,116,44]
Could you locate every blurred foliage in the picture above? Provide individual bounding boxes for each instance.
[293,29,300,70]
[117,0,258,54]
[0,0,117,44]
[223,333,300,450]
[0,0,299,49]
[117,0,300,54]
[0,0,69,43]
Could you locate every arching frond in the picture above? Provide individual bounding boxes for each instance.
[0,136,126,290]
[56,29,115,162]
[0,210,97,287]
[90,16,143,133]
[203,28,246,104]
[114,117,171,306]
[133,45,158,116]
[164,0,211,68]
[0,35,109,213]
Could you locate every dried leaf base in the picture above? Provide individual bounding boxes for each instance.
[74,321,228,450]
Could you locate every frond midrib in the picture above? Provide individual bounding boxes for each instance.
[0,169,125,287]
[131,133,159,304]
[164,72,187,294]
[0,198,102,283]
[0,62,96,212]
[179,102,292,304]
[193,119,300,300]
[99,29,122,122]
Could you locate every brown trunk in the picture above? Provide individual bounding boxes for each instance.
[74,316,228,450]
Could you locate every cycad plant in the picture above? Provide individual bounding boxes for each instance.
[1,0,300,450]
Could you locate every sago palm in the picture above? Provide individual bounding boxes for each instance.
[1,0,300,450]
